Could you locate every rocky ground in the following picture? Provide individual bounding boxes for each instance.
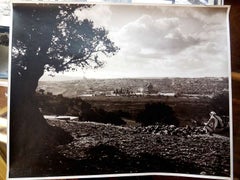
[9,119,230,178]
[45,120,230,178]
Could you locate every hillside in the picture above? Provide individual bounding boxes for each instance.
[10,119,230,177]
[38,77,228,98]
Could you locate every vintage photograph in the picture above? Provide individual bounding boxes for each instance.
[9,3,231,179]
[132,0,223,5]
[0,0,223,7]
[0,0,10,79]
[86,0,220,5]
[0,26,9,79]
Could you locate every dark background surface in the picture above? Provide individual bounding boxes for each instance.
[225,1,240,180]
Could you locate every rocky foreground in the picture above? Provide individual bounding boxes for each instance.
[45,120,230,178]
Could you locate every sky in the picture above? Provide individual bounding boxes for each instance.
[41,4,230,80]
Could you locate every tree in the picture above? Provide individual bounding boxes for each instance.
[10,4,119,165]
[12,4,119,98]
[210,91,229,116]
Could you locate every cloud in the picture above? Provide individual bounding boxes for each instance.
[52,5,229,79]
[162,39,229,77]
[114,13,201,62]
[75,5,112,28]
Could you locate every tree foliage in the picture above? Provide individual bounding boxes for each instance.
[210,91,229,116]
[36,92,126,125]
[10,4,119,164]
[12,4,119,81]
[136,102,179,126]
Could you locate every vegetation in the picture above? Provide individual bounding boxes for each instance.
[36,93,126,125]
[12,4,119,99]
[210,91,229,116]
[136,102,179,126]
[37,78,229,127]
[10,4,119,163]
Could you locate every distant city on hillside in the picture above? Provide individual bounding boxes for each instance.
[38,77,228,98]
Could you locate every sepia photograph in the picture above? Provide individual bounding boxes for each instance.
[132,0,223,5]
[9,3,231,179]
[86,0,220,5]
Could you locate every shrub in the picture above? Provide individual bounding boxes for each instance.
[87,109,126,125]
[210,91,229,116]
[36,93,126,125]
[136,102,179,126]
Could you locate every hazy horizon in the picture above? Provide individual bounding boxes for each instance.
[39,74,229,82]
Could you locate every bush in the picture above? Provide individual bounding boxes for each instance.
[210,91,229,116]
[136,102,179,126]
[36,93,126,125]
[84,108,126,125]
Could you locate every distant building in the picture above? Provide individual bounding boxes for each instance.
[98,0,131,2]
[87,0,131,2]
[44,115,79,121]
[158,92,176,97]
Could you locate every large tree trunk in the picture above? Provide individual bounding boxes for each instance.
[10,59,73,169]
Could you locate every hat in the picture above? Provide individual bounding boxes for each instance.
[210,111,216,116]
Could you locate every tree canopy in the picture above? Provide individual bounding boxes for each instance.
[210,91,229,116]
[10,4,120,165]
[12,4,119,79]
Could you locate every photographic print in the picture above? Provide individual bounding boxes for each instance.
[0,26,9,79]
[86,0,222,5]
[9,3,231,179]
[2,0,223,6]
[132,0,223,5]
[0,0,10,79]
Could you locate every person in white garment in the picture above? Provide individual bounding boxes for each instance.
[204,111,224,135]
